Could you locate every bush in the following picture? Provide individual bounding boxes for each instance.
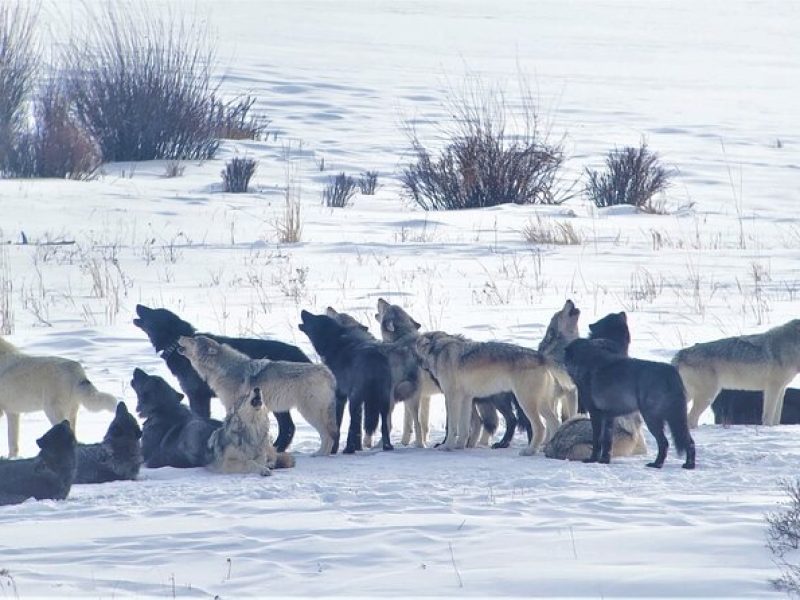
[401,79,570,210]
[358,170,379,195]
[63,7,221,162]
[585,142,671,209]
[323,172,357,208]
[768,480,800,594]
[522,216,581,246]
[211,95,269,141]
[222,157,257,193]
[0,2,39,174]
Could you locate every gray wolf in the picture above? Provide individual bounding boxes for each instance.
[132,368,221,468]
[414,331,575,453]
[712,388,800,425]
[325,306,424,448]
[565,338,695,469]
[544,413,645,461]
[298,310,418,453]
[133,304,309,451]
[75,402,142,484]
[207,387,295,475]
[375,299,532,449]
[178,335,339,456]
[673,320,800,427]
[0,420,77,505]
[0,336,117,457]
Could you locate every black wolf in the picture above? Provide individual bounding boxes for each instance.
[131,368,221,468]
[0,421,77,505]
[564,339,695,469]
[712,388,800,425]
[133,304,308,451]
[75,402,142,484]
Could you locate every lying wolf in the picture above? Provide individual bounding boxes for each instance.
[178,335,339,456]
[673,319,800,427]
[0,336,117,457]
[565,338,695,469]
[132,368,221,469]
[207,388,295,476]
[544,414,645,461]
[0,421,77,505]
[415,331,574,453]
[75,402,142,484]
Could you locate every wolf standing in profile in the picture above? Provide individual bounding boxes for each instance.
[0,336,117,457]
[178,335,339,456]
[673,319,800,427]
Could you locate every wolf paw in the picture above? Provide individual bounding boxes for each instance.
[259,467,273,477]
[582,457,598,464]
[682,462,695,470]
[519,446,537,457]
[401,435,412,446]
[646,461,664,469]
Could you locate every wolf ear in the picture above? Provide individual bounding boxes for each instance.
[377,298,389,310]
[411,318,421,330]
[618,312,627,323]
[116,402,127,416]
[374,313,381,323]
[325,306,338,317]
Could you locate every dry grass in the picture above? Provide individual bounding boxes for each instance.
[522,216,582,246]
[0,245,14,334]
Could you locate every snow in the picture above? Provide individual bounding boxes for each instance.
[1,0,799,596]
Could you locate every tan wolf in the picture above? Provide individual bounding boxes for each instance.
[0,336,117,457]
[673,319,800,427]
[177,335,339,456]
[414,331,575,453]
[207,387,295,475]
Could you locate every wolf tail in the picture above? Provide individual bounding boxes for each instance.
[273,452,296,469]
[363,396,380,435]
[76,378,118,412]
[667,380,694,456]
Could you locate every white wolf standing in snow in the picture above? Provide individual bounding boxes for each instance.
[673,319,800,427]
[0,337,117,457]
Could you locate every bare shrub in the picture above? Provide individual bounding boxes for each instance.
[0,1,39,174]
[0,245,13,334]
[64,6,220,162]
[522,216,581,246]
[585,142,671,209]
[768,480,800,595]
[163,161,185,178]
[402,78,571,210]
[211,95,269,140]
[274,144,302,243]
[323,172,357,208]
[358,170,379,195]
[222,157,257,193]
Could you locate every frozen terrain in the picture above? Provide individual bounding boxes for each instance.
[1,0,799,597]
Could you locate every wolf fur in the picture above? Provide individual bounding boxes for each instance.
[588,311,631,354]
[375,299,533,449]
[544,413,645,461]
[75,402,142,484]
[712,388,800,425]
[673,319,800,427]
[133,304,309,451]
[178,335,339,456]
[207,387,295,475]
[0,420,77,505]
[565,338,695,469]
[414,331,575,453]
[132,368,221,469]
[325,307,424,448]
[0,336,117,458]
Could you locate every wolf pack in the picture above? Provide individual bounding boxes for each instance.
[1,298,799,506]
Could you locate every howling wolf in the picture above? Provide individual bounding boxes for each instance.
[673,319,800,427]
[0,336,117,457]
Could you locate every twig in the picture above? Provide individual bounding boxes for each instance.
[448,542,463,588]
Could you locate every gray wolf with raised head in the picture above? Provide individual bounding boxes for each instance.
[75,401,142,484]
[673,319,800,427]
[207,388,295,475]
[178,335,339,456]
[0,420,77,505]
[414,331,575,453]
[565,338,695,469]
[0,336,117,457]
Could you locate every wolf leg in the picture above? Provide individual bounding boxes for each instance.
[685,379,718,429]
[492,397,517,449]
[455,396,472,449]
[297,405,335,457]
[467,405,482,448]
[583,410,603,463]
[540,400,560,444]
[344,398,363,454]
[274,411,296,452]
[406,395,426,448]
[418,395,431,447]
[188,390,212,420]
[598,416,615,464]
[764,383,789,426]
[642,413,668,468]
[401,401,415,446]
[6,413,19,458]
[440,391,461,450]
[520,408,545,456]
[380,403,394,451]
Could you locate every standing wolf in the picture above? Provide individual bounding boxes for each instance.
[178,335,339,456]
[673,319,800,427]
[414,332,574,453]
[565,338,695,469]
[0,336,117,457]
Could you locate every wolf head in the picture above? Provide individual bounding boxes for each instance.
[36,420,77,462]
[588,311,630,355]
[538,299,581,359]
[375,298,421,342]
[325,306,370,333]
[133,304,196,352]
[176,334,221,365]
[413,331,453,373]
[104,402,143,444]
[131,367,185,418]
[298,310,344,357]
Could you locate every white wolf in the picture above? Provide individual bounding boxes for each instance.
[0,337,117,457]
[178,335,339,456]
[673,319,800,427]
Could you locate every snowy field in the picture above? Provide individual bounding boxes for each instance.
[1,0,799,596]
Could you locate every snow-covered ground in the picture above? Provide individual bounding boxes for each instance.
[1,0,799,596]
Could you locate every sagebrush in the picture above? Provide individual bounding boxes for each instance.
[767,479,800,595]
[222,157,257,193]
[585,142,671,209]
[323,172,357,208]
